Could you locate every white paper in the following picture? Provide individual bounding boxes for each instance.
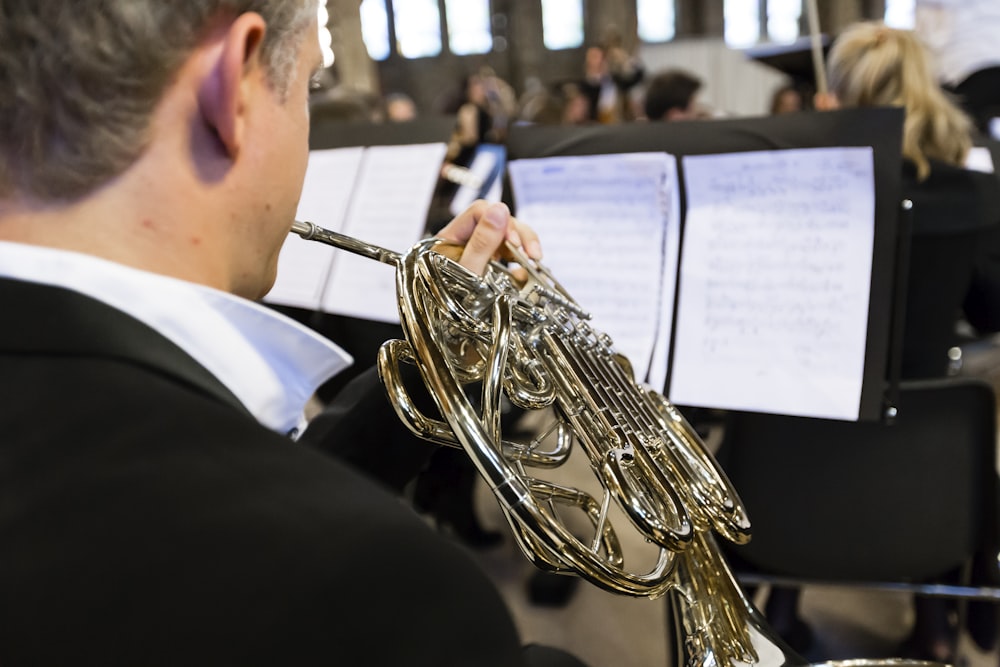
[508,153,681,384]
[449,144,506,215]
[322,142,449,322]
[267,147,365,309]
[670,147,876,421]
[966,146,995,173]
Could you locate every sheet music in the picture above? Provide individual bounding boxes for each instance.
[669,147,875,421]
[322,142,448,322]
[450,144,506,215]
[508,153,681,383]
[267,147,365,309]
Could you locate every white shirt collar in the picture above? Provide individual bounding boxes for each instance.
[0,241,353,434]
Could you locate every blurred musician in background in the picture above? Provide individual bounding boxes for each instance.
[384,91,418,122]
[769,83,807,115]
[766,21,1000,662]
[641,68,706,121]
[579,28,646,124]
[0,1,587,665]
[818,22,1000,380]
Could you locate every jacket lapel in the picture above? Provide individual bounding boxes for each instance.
[0,277,251,417]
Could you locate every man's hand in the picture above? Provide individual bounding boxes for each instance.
[436,200,542,275]
[813,91,840,111]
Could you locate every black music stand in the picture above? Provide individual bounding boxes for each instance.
[506,107,906,422]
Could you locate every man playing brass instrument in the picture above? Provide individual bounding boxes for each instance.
[0,1,586,665]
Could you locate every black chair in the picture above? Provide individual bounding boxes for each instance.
[899,159,1000,378]
[713,377,1000,657]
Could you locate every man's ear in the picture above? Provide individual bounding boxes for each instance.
[197,12,267,159]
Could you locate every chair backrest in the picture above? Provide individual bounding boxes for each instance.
[900,228,980,378]
[898,159,1000,378]
[715,377,997,583]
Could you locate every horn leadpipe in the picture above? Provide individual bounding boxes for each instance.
[290,220,402,267]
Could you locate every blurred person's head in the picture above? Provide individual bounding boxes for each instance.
[585,47,608,78]
[770,84,804,114]
[826,21,972,179]
[385,93,417,122]
[561,83,592,125]
[466,73,489,106]
[643,69,703,121]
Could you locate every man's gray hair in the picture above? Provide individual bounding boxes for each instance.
[0,0,317,202]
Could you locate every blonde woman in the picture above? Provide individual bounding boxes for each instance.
[818,21,972,180]
[817,21,1000,377]
[762,22,1000,663]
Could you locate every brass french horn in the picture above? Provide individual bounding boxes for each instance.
[289,220,946,667]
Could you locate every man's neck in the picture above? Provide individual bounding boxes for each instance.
[0,163,233,293]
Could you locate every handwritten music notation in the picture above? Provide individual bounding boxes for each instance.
[266,143,447,322]
[323,143,448,322]
[508,153,681,387]
[269,147,365,310]
[669,147,876,421]
[274,143,877,421]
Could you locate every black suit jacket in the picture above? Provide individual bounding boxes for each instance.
[899,159,1000,377]
[0,277,530,666]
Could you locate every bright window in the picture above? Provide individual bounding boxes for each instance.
[637,0,676,43]
[725,0,803,46]
[542,0,584,50]
[767,0,801,44]
[444,0,493,55]
[392,0,442,58]
[724,0,761,48]
[318,2,334,67]
[359,0,390,61]
[885,0,916,28]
